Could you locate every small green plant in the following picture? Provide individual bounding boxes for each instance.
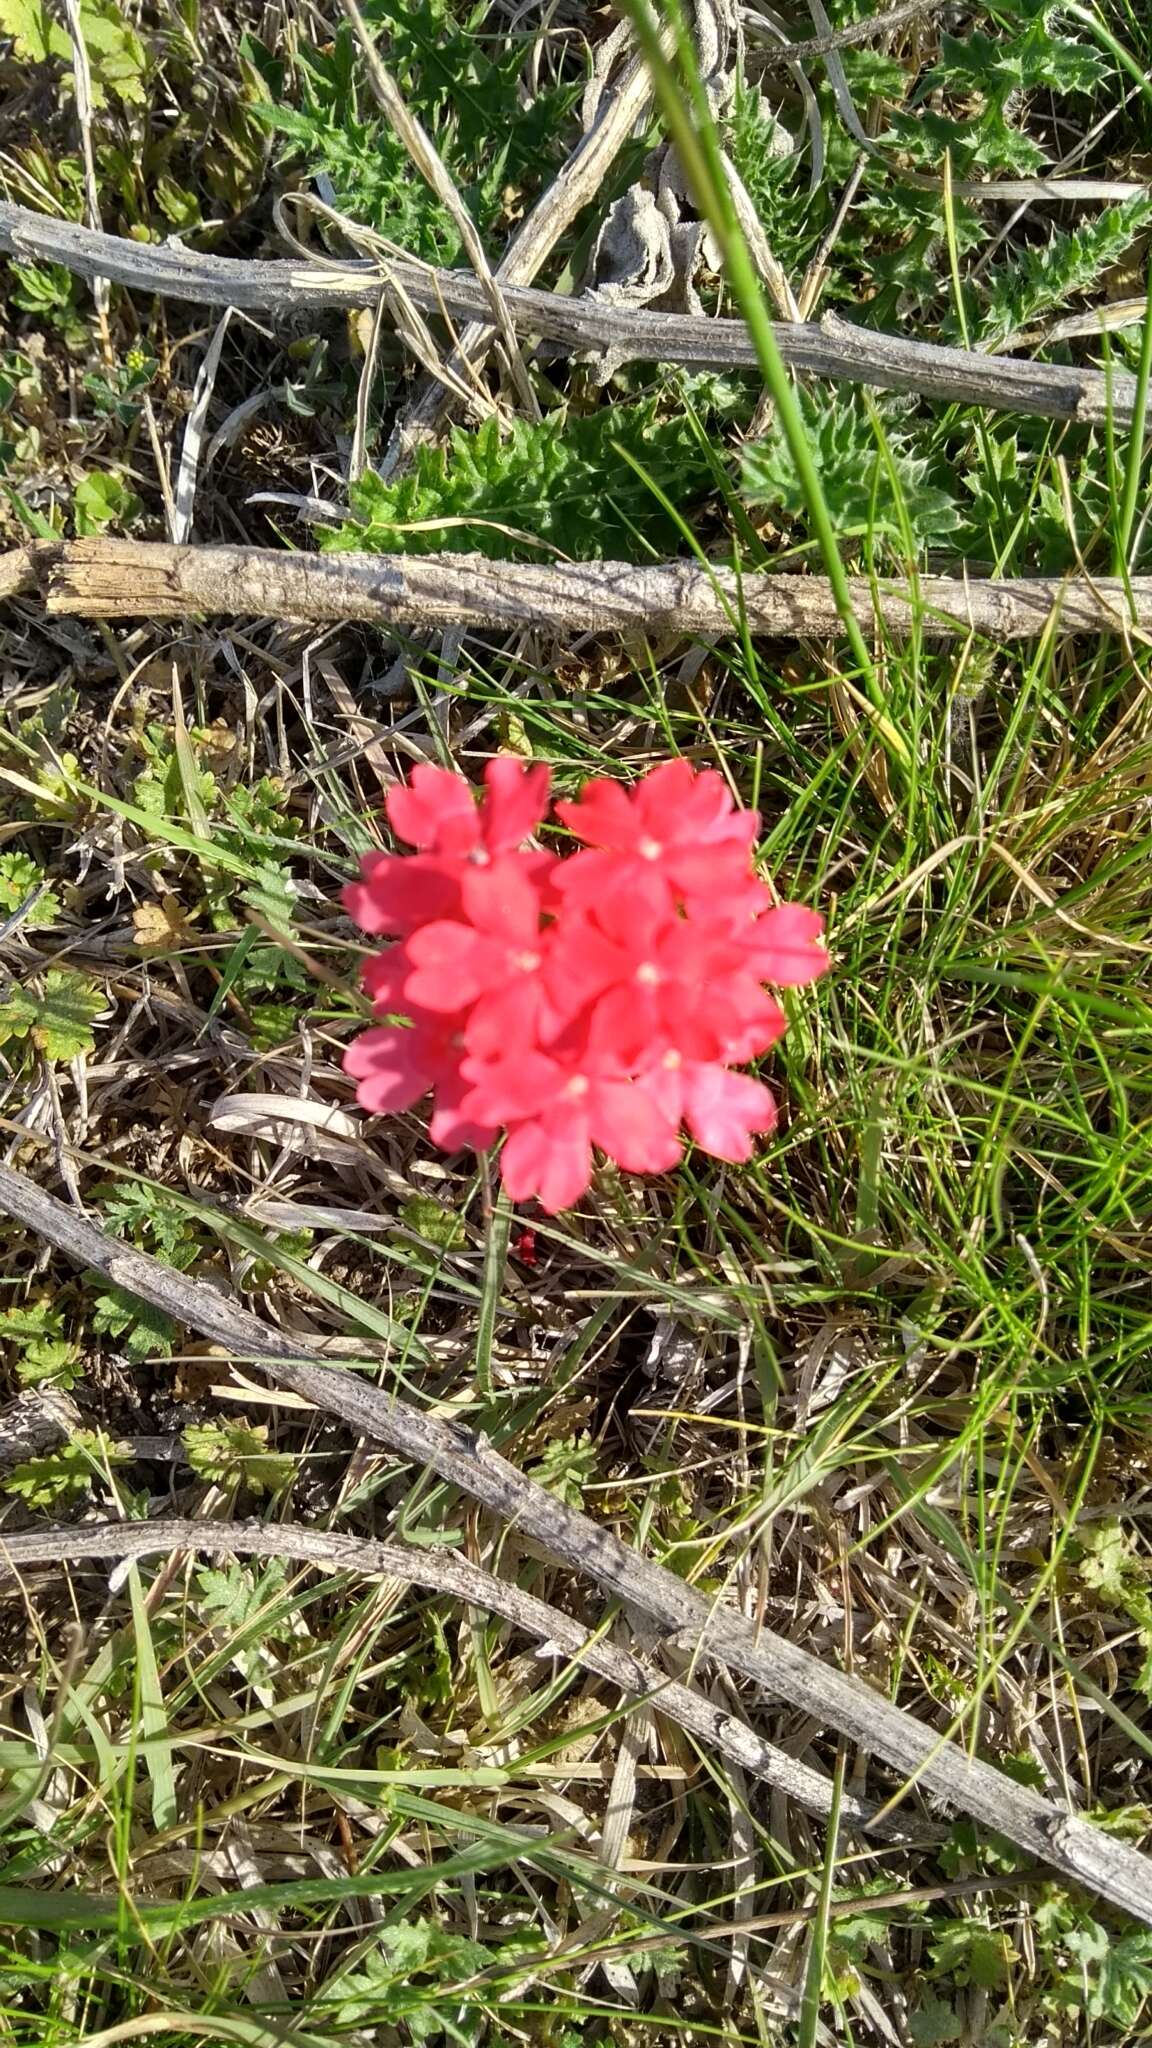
[82,351,157,426]
[100,1182,203,1269]
[529,1433,598,1508]
[4,1430,131,1510]
[183,1420,294,1497]
[742,390,961,553]
[321,1917,496,2035]
[1034,1889,1152,2026]
[0,853,60,929]
[89,1287,176,1364]
[0,0,147,104]
[251,2,578,264]
[196,1558,293,1636]
[6,263,88,345]
[974,196,1152,347]
[0,969,103,1062]
[72,469,141,536]
[0,1299,82,1389]
[326,402,719,561]
[88,1183,203,1363]
[1075,1517,1152,1695]
[892,15,1108,176]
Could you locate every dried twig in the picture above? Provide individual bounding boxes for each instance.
[0,1161,1148,1923]
[5,536,1150,642]
[385,26,665,459]
[0,1515,931,1844]
[338,0,537,422]
[0,203,1138,429]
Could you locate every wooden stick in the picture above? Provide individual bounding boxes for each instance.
[0,1515,933,1844]
[0,1161,1147,1923]
[4,536,1149,642]
[0,202,1137,429]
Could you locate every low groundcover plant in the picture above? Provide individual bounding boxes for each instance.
[343,759,828,1211]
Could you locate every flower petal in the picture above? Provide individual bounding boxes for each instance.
[361,947,410,1013]
[747,905,829,985]
[501,1111,593,1212]
[429,1071,497,1152]
[482,757,551,851]
[404,921,502,1010]
[460,1050,565,1125]
[462,854,542,947]
[343,852,462,936]
[555,778,640,852]
[343,1024,436,1114]
[465,980,548,1060]
[680,1064,777,1162]
[588,1078,682,1174]
[386,765,479,853]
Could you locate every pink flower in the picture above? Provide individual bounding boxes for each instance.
[343,1011,496,1152]
[546,888,787,1068]
[461,1047,683,1213]
[344,758,552,936]
[388,758,551,858]
[745,904,829,986]
[555,758,759,910]
[643,1055,778,1162]
[342,756,828,1209]
[402,856,560,1057]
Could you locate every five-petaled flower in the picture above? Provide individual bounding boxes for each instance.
[342,757,828,1212]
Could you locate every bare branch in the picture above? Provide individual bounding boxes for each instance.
[0,1515,933,1844]
[0,202,1137,428]
[0,1160,1148,1923]
[5,536,1150,642]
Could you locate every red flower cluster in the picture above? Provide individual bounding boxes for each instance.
[343,759,828,1212]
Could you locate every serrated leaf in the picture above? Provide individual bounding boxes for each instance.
[0,0,146,103]
[0,853,59,929]
[325,400,722,563]
[183,1421,293,1496]
[742,390,960,552]
[0,969,103,1061]
[90,1287,176,1362]
[240,863,299,936]
[929,1918,1017,1989]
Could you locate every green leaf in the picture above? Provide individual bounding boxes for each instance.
[742,389,960,553]
[325,400,723,563]
[196,1560,294,1639]
[977,197,1152,348]
[1066,1924,1152,2024]
[0,0,146,103]
[183,1421,294,1497]
[90,1287,176,1363]
[0,852,60,928]
[401,1195,465,1249]
[909,1998,962,2047]
[3,1431,130,1510]
[0,1299,83,1391]
[1078,1518,1143,1604]
[99,1181,203,1268]
[529,1433,598,1509]
[0,969,103,1061]
[0,0,66,64]
[73,469,141,537]
[14,1337,82,1389]
[929,1918,1017,1989]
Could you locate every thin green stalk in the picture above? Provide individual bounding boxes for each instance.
[474,1173,512,1396]
[620,0,911,771]
[1112,258,1152,579]
[798,1748,846,2048]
